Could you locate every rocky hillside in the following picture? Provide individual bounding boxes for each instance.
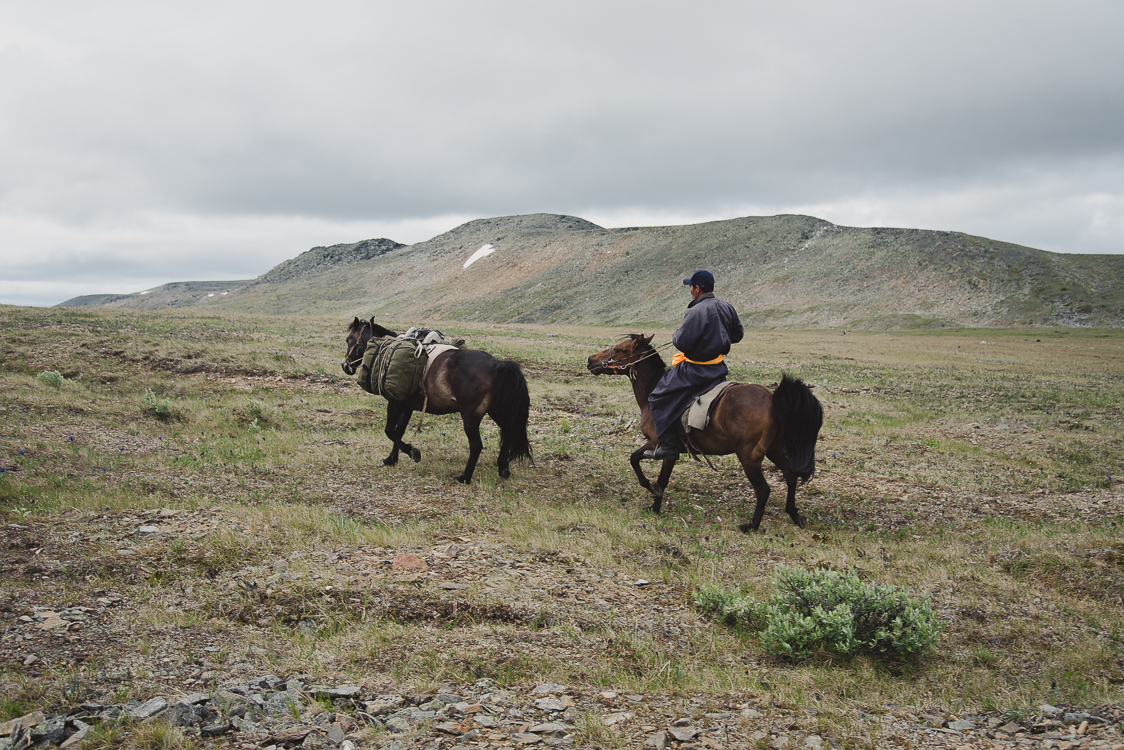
[250,237,404,286]
[59,213,1124,328]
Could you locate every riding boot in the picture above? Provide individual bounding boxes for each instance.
[643,433,682,460]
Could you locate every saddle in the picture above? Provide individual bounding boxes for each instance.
[677,381,736,459]
[404,327,466,349]
[680,380,736,433]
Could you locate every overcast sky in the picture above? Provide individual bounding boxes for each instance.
[2,1,1122,307]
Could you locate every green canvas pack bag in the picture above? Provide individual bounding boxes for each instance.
[356,336,427,401]
[356,338,383,395]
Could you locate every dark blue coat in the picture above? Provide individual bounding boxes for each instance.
[649,293,744,443]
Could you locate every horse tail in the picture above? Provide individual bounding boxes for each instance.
[771,373,823,481]
[491,360,534,463]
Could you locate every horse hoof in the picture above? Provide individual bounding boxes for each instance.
[454,474,471,484]
[383,458,398,467]
[738,522,760,533]
[498,467,510,479]
[409,448,421,463]
[796,514,807,529]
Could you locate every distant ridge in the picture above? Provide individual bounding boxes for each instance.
[58,280,251,310]
[250,238,404,286]
[57,212,1124,328]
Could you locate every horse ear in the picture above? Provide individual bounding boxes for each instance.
[351,316,360,327]
[642,334,654,345]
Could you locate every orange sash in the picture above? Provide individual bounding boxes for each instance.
[671,352,724,366]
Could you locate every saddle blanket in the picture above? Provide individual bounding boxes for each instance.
[680,380,736,432]
[421,343,460,378]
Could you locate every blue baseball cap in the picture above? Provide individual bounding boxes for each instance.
[683,270,714,288]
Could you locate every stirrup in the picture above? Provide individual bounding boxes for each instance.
[643,444,681,460]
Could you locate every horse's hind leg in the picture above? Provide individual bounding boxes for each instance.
[781,468,807,529]
[496,440,511,479]
[455,413,485,484]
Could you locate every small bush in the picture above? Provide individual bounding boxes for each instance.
[694,587,768,630]
[240,400,277,431]
[142,389,173,420]
[697,566,940,664]
[36,371,65,388]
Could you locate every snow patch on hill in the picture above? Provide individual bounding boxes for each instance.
[464,244,495,269]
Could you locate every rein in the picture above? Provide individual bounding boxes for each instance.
[599,339,721,472]
[601,341,674,378]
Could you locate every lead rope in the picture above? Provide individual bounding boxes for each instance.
[414,341,429,433]
[415,387,429,433]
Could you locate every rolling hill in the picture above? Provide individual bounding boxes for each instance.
[58,213,1124,328]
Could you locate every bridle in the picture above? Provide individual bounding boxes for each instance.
[343,322,373,373]
[596,339,673,378]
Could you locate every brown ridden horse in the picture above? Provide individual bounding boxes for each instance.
[587,334,823,531]
[342,317,532,483]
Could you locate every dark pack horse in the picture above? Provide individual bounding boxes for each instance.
[342,318,533,483]
[587,334,823,532]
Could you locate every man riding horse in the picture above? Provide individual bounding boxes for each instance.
[645,269,745,460]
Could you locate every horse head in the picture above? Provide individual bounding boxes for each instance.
[341,317,398,375]
[586,334,655,375]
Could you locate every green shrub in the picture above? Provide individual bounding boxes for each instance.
[694,587,768,631]
[697,566,940,664]
[36,370,65,388]
[142,388,173,420]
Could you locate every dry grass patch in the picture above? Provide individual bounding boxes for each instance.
[1,307,1122,747]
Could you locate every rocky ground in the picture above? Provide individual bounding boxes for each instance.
[2,660,1122,749]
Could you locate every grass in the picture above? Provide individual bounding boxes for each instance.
[0,306,1122,745]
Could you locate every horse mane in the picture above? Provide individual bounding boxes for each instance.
[348,317,398,339]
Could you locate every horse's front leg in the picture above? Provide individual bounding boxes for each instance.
[629,443,677,514]
[650,457,678,514]
[383,401,420,466]
[455,413,485,484]
[629,446,655,494]
[736,459,772,533]
[781,468,807,529]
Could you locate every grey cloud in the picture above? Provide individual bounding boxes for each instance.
[1,1,1122,306]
